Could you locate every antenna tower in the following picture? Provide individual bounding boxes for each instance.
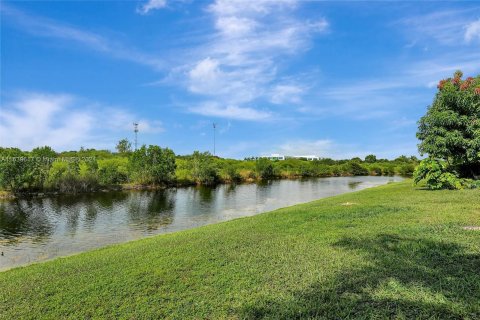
[133,122,139,151]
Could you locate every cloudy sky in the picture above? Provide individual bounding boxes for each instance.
[1,0,479,159]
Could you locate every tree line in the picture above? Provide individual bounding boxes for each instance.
[0,144,417,194]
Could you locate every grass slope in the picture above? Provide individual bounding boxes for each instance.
[1,181,479,319]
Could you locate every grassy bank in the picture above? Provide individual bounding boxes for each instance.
[1,181,479,319]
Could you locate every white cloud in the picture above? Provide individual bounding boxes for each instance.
[104,109,165,134]
[2,4,164,70]
[306,48,480,120]
[465,19,480,43]
[276,139,334,157]
[398,9,480,46]
[188,58,222,93]
[166,0,328,120]
[137,0,167,15]
[0,93,93,150]
[270,84,304,104]
[215,16,258,37]
[188,102,271,121]
[0,93,164,151]
[208,0,297,16]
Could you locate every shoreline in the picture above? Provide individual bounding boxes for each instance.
[0,173,401,200]
[0,178,402,272]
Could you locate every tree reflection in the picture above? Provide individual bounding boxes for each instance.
[197,185,215,203]
[127,190,175,232]
[0,199,53,244]
[348,181,362,190]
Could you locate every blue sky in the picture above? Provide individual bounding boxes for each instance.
[1,0,479,159]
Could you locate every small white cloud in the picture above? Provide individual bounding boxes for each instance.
[215,16,258,37]
[307,18,329,33]
[208,0,297,16]
[137,0,167,14]
[465,19,480,43]
[276,139,334,157]
[270,84,304,104]
[188,58,222,93]
[0,92,164,151]
[137,120,164,133]
[189,102,271,121]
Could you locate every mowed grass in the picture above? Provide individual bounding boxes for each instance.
[1,181,479,319]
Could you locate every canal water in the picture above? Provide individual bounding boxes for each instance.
[0,176,402,270]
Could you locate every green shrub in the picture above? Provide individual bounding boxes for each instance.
[98,158,129,185]
[383,165,396,176]
[369,165,383,176]
[414,158,464,190]
[47,160,85,193]
[222,164,241,183]
[348,161,369,176]
[29,146,57,190]
[314,164,333,177]
[129,145,176,185]
[256,158,275,180]
[399,163,415,177]
[0,148,32,192]
[190,151,218,185]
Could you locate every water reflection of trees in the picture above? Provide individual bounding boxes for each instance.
[197,185,215,202]
[127,190,176,232]
[348,181,362,189]
[47,192,130,234]
[0,199,54,244]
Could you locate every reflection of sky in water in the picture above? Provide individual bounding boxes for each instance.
[0,176,402,270]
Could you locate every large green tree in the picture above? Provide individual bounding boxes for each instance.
[30,146,57,189]
[189,151,218,185]
[0,148,31,192]
[116,139,132,154]
[129,145,176,184]
[417,71,480,179]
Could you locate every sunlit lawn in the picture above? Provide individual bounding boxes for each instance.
[1,180,479,319]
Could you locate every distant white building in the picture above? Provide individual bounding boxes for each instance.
[260,154,319,161]
[265,154,285,161]
[289,155,320,161]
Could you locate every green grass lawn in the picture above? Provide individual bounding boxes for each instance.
[1,181,479,319]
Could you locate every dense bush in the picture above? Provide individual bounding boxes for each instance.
[256,158,275,179]
[398,163,415,177]
[98,158,129,185]
[129,145,176,185]
[221,164,241,183]
[0,148,32,192]
[413,158,464,190]
[30,146,57,190]
[347,161,369,176]
[383,165,396,176]
[189,151,218,185]
[369,165,383,176]
[46,160,96,193]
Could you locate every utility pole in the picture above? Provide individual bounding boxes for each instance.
[133,122,138,151]
[213,122,216,156]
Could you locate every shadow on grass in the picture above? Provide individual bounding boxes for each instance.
[241,234,480,319]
